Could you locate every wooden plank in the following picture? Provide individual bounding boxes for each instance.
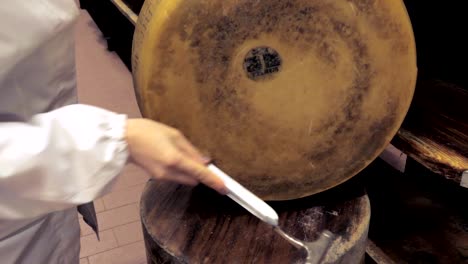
[109,0,138,25]
[393,80,468,186]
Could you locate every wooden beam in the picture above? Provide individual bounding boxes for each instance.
[392,79,468,187]
[109,0,138,25]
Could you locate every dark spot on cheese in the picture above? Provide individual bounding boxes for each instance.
[306,146,337,162]
[333,22,353,37]
[329,18,372,136]
[349,0,376,13]
[355,100,398,160]
[151,83,167,96]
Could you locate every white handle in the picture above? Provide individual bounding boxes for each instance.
[208,164,279,226]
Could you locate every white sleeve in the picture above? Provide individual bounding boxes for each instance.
[0,104,129,220]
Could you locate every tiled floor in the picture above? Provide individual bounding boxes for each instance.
[75,8,149,264]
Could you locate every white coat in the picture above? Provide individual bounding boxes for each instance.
[0,1,129,263]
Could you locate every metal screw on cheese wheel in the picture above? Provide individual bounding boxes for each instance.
[132,0,417,200]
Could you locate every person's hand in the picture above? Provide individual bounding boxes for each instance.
[125,118,226,194]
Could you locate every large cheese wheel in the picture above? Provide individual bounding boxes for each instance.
[132,0,417,200]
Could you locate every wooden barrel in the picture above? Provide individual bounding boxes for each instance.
[140,178,370,263]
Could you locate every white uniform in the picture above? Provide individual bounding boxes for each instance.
[0,1,129,263]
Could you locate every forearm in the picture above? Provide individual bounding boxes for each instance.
[0,104,128,219]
